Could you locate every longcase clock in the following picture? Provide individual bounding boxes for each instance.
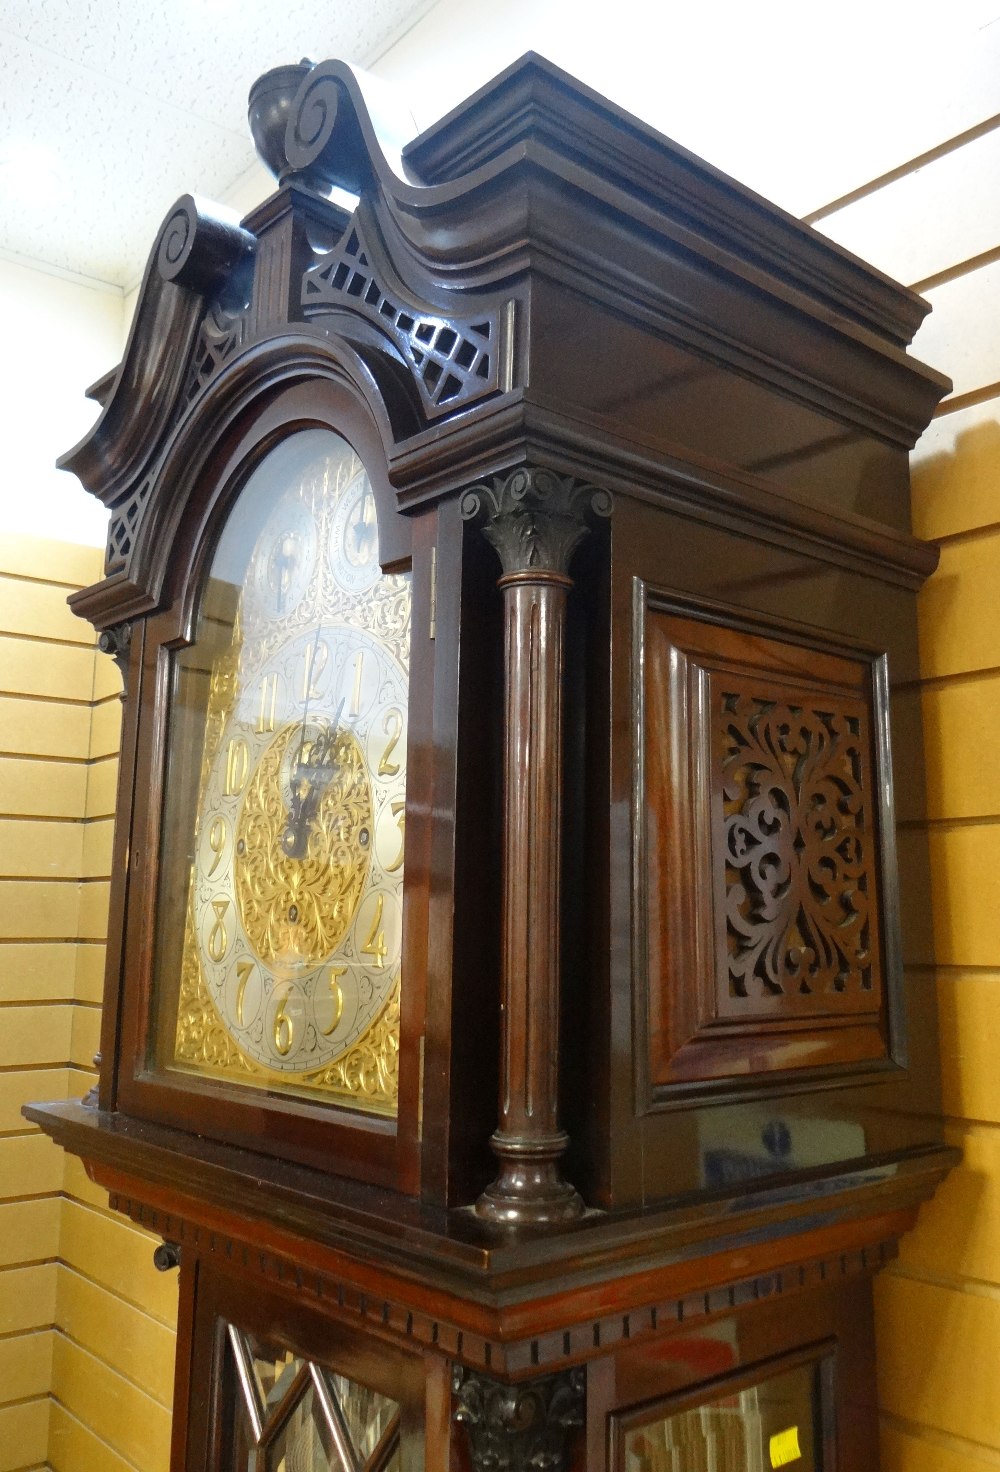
[29,52,956,1472]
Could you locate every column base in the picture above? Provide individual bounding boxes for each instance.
[475,1131,585,1227]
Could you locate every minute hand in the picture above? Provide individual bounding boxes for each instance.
[282,695,346,860]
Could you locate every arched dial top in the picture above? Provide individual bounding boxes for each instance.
[151,429,410,1116]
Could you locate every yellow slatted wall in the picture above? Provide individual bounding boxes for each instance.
[817,122,1000,1472]
[0,534,176,1472]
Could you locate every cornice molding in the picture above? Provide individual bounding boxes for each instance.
[57,55,948,640]
[105,1181,904,1382]
[392,399,939,590]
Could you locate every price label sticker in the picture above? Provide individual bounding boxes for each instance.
[769,1426,802,1467]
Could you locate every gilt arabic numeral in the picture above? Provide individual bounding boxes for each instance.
[206,815,226,877]
[235,959,254,1026]
[378,709,402,777]
[362,896,388,969]
[257,673,278,734]
[208,899,230,963]
[385,801,405,874]
[224,739,249,797]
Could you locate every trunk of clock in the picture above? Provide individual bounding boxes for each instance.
[170,1248,879,1472]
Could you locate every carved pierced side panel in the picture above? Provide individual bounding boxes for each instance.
[182,299,249,403]
[717,684,875,1013]
[637,591,901,1105]
[301,216,500,418]
[106,477,154,574]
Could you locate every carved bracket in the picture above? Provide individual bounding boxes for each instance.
[155,194,256,295]
[453,1366,585,1472]
[97,622,132,700]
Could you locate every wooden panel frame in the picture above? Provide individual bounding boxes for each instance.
[633,582,906,1111]
[179,1257,434,1472]
[608,1339,838,1472]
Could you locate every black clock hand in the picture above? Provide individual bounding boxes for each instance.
[282,692,345,859]
[293,622,326,773]
[282,625,327,856]
[352,485,376,563]
[275,529,303,616]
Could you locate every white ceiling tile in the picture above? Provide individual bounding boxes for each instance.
[0,0,434,283]
[1,0,434,130]
[0,31,253,282]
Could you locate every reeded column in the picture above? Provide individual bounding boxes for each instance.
[461,468,610,1226]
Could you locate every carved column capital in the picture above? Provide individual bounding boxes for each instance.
[452,1365,585,1472]
[461,467,611,578]
[97,621,132,700]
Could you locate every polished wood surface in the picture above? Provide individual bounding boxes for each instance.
[640,602,897,1099]
[477,569,581,1224]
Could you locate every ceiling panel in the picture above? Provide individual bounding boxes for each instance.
[1,0,432,132]
[0,32,251,282]
[0,0,434,285]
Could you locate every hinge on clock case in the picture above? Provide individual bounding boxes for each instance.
[417,1035,425,1141]
[429,546,437,640]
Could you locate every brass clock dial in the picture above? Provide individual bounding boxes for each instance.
[329,465,380,593]
[244,498,318,623]
[192,623,407,1078]
[159,430,410,1115]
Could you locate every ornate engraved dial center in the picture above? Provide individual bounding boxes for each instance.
[236,721,372,970]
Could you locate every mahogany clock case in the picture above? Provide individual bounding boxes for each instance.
[25,49,957,1472]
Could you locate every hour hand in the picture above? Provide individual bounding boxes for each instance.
[281,726,338,858]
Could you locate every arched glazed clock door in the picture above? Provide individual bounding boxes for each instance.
[153,430,410,1122]
[110,382,429,1192]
